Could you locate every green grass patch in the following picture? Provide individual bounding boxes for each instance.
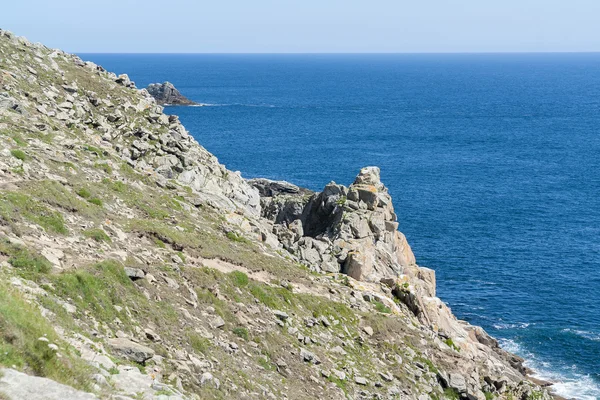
[76,188,91,199]
[83,144,104,157]
[0,283,92,390]
[373,300,391,314]
[229,271,249,287]
[232,327,249,341]
[94,162,112,174]
[10,149,26,161]
[50,260,133,325]
[444,338,460,352]
[0,192,67,234]
[0,240,51,275]
[188,332,211,355]
[226,231,250,244]
[82,228,111,243]
[87,198,103,207]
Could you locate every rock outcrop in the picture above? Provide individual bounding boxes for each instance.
[0,28,555,400]
[146,81,197,106]
[255,167,418,280]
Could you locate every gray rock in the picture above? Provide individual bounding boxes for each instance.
[124,267,145,281]
[211,315,226,329]
[107,338,155,364]
[354,376,368,385]
[449,373,467,393]
[273,310,289,321]
[0,368,97,399]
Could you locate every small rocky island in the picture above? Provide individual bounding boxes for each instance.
[145,81,197,105]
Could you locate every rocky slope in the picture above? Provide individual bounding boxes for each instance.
[146,82,198,106]
[0,29,555,400]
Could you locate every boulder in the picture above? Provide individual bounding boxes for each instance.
[107,338,155,364]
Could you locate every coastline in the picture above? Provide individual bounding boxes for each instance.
[0,28,571,400]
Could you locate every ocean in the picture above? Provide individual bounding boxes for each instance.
[81,53,600,399]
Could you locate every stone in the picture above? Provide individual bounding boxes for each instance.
[107,338,155,364]
[124,267,145,280]
[0,368,97,400]
[354,376,368,385]
[146,82,197,105]
[273,310,289,321]
[211,315,225,329]
[363,326,374,336]
[331,369,346,380]
[449,373,467,393]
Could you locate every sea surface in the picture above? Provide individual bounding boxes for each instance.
[81,53,600,399]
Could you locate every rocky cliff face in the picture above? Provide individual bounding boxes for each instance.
[146,82,198,106]
[0,29,554,400]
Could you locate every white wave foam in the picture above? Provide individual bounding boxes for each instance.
[492,322,531,330]
[499,339,600,400]
[562,328,600,341]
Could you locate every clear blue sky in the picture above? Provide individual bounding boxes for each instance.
[3,0,600,53]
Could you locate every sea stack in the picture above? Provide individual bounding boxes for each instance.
[145,81,197,105]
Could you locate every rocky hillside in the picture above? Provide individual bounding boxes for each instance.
[0,29,555,400]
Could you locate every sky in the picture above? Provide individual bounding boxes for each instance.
[3,0,600,53]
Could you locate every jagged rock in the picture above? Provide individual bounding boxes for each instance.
[146,82,197,106]
[107,338,155,364]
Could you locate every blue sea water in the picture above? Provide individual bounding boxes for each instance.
[82,53,600,399]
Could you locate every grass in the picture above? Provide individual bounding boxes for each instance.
[0,240,51,275]
[444,338,460,352]
[232,327,249,341]
[49,260,134,325]
[0,283,92,390]
[87,198,103,207]
[83,144,104,157]
[257,355,274,371]
[82,228,111,243]
[76,188,91,199]
[188,332,211,355]
[94,162,112,174]
[226,231,250,244]
[0,192,68,235]
[229,271,249,287]
[373,300,392,314]
[10,149,26,161]
[443,388,460,400]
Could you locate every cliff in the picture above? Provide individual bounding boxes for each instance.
[0,29,553,400]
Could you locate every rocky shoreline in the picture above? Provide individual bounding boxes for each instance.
[0,28,558,400]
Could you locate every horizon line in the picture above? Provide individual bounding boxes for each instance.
[75,50,600,55]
